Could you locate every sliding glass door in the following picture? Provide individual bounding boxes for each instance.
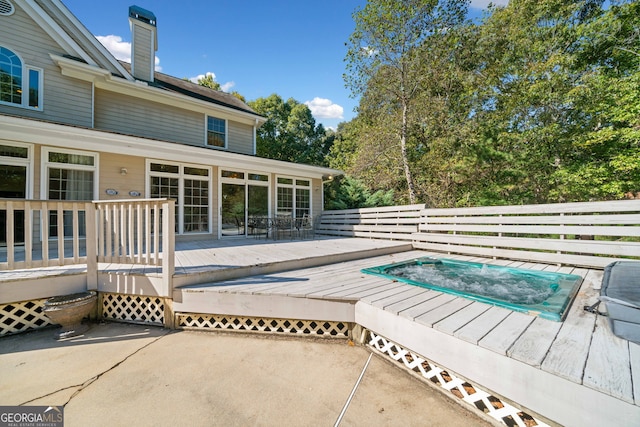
[221,183,245,236]
[220,171,270,238]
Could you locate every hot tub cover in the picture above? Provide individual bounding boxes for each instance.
[600,261,640,343]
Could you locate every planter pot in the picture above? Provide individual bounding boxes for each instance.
[44,291,97,339]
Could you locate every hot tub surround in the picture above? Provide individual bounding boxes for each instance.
[362,257,583,321]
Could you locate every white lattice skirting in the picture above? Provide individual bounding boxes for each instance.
[177,313,350,338]
[367,330,550,427]
[101,293,165,325]
[0,299,52,336]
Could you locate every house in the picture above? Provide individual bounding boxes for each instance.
[0,0,340,241]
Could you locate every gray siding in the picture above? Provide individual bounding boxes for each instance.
[131,23,154,81]
[34,0,123,76]
[0,3,93,126]
[94,89,203,144]
[228,121,254,155]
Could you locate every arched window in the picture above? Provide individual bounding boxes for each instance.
[0,46,42,109]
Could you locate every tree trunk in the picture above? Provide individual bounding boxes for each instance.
[400,101,417,204]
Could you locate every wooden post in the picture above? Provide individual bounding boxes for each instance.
[161,199,175,298]
[86,202,98,290]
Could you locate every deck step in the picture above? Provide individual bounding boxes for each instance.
[173,241,413,288]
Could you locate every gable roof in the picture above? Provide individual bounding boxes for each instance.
[22,0,133,79]
[118,62,261,117]
[36,0,264,121]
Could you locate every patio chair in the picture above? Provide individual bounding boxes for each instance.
[296,214,315,239]
[274,215,294,240]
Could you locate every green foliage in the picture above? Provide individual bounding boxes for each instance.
[341,0,640,207]
[196,73,221,91]
[248,94,331,166]
[324,175,394,210]
[344,0,470,204]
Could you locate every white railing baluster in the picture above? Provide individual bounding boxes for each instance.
[136,203,143,264]
[24,202,32,267]
[72,202,80,265]
[153,202,160,265]
[6,201,14,269]
[145,202,151,264]
[41,201,49,265]
[56,203,64,266]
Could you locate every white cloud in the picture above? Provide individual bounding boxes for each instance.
[304,97,344,120]
[97,35,130,62]
[96,34,162,71]
[189,71,235,92]
[189,71,216,84]
[220,81,235,92]
[470,0,509,9]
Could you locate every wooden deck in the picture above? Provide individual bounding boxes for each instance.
[173,245,640,427]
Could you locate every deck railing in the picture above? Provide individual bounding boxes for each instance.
[320,200,640,268]
[93,199,175,295]
[1,198,175,294]
[0,199,95,270]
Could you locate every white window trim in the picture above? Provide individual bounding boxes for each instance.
[26,65,44,110]
[0,141,33,199]
[145,159,213,235]
[40,147,99,200]
[0,46,43,111]
[275,175,312,218]
[205,115,228,149]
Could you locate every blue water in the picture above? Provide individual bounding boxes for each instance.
[362,257,583,321]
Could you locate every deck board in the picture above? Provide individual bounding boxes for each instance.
[382,289,442,314]
[413,297,474,327]
[631,343,640,406]
[507,317,562,367]
[540,268,599,383]
[368,286,431,309]
[478,311,536,355]
[583,315,634,403]
[432,302,492,335]
[454,306,512,345]
[399,293,458,320]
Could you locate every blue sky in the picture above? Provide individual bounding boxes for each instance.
[61,0,507,130]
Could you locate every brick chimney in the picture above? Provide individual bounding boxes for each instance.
[128,5,157,82]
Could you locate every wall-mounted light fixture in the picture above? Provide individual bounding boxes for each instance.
[105,189,118,196]
[120,168,128,175]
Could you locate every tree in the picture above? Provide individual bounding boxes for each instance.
[324,175,394,210]
[196,72,221,91]
[248,94,330,166]
[344,0,469,204]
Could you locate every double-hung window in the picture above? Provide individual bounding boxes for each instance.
[0,46,43,110]
[206,116,226,148]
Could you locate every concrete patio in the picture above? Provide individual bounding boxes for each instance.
[0,322,493,427]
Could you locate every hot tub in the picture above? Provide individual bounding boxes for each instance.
[362,257,583,321]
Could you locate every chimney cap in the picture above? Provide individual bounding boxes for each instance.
[129,5,156,27]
